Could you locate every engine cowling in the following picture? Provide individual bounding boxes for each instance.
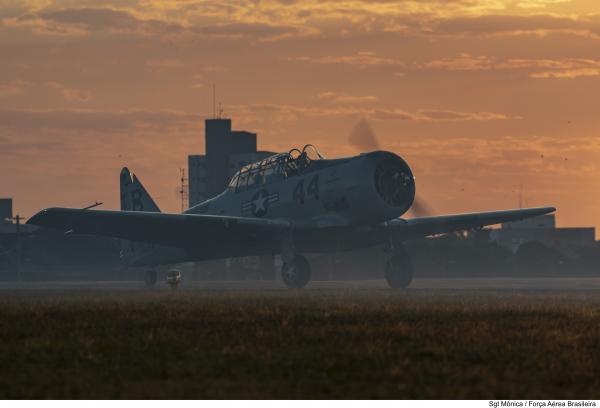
[339,151,416,226]
[373,153,415,211]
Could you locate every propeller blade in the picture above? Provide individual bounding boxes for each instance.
[348,118,380,152]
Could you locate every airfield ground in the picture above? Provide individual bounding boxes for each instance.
[1,278,600,399]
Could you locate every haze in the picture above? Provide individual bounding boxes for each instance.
[1,0,599,232]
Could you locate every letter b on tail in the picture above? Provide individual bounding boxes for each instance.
[119,167,160,212]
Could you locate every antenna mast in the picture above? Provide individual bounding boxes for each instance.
[212,83,216,119]
[179,168,189,212]
[12,214,25,281]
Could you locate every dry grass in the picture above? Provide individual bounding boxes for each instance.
[1,288,600,399]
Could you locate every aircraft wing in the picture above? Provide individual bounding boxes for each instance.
[383,207,556,240]
[27,207,290,249]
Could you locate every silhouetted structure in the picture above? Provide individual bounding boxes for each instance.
[491,214,595,253]
[186,117,277,277]
[0,198,12,225]
[188,118,275,206]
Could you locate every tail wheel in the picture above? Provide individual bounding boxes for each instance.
[282,255,311,289]
[385,252,414,289]
[144,270,158,287]
[166,269,182,289]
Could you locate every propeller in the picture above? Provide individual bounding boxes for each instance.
[348,118,380,152]
[347,118,434,217]
[408,198,434,218]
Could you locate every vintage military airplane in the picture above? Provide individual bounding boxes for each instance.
[28,144,555,288]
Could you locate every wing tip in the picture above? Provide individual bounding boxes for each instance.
[516,206,555,215]
[26,207,67,226]
[537,206,556,214]
[27,208,50,226]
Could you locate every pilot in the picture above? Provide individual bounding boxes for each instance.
[284,159,298,177]
[296,151,310,170]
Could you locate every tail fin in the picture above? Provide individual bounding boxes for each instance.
[119,167,160,263]
[120,167,160,212]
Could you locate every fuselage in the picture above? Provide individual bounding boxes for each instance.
[178,148,416,257]
[185,150,415,227]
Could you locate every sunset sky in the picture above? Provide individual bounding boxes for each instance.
[1,0,599,231]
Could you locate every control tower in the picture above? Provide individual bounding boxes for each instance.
[188,118,275,207]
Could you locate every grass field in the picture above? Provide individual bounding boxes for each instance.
[1,286,600,399]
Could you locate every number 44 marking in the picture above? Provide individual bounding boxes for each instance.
[293,175,319,204]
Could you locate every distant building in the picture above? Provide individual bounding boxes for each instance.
[188,118,276,207]
[491,214,595,253]
[188,155,208,207]
[501,214,556,230]
[0,198,12,225]
[0,198,37,234]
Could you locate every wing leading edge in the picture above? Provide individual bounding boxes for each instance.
[383,207,556,239]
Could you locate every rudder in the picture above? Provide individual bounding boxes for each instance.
[119,167,160,263]
[120,167,160,212]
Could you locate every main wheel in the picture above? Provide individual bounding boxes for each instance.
[385,253,414,289]
[144,269,158,287]
[281,255,311,289]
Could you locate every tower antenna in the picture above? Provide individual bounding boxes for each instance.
[212,83,216,119]
[179,168,188,212]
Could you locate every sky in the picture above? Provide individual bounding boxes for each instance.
[1,0,599,232]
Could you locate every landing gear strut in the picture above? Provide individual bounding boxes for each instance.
[281,254,311,289]
[385,249,413,289]
[280,233,311,289]
[144,269,158,287]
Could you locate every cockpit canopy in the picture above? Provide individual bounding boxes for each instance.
[228,144,324,192]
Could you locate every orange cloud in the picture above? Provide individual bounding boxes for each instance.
[530,68,600,78]
[431,14,600,39]
[286,52,404,67]
[316,91,379,104]
[46,82,93,103]
[0,79,32,98]
[4,7,183,37]
[419,54,600,78]
[0,109,199,131]
[229,103,518,122]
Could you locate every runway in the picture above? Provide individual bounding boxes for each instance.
[1,277,600,292]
